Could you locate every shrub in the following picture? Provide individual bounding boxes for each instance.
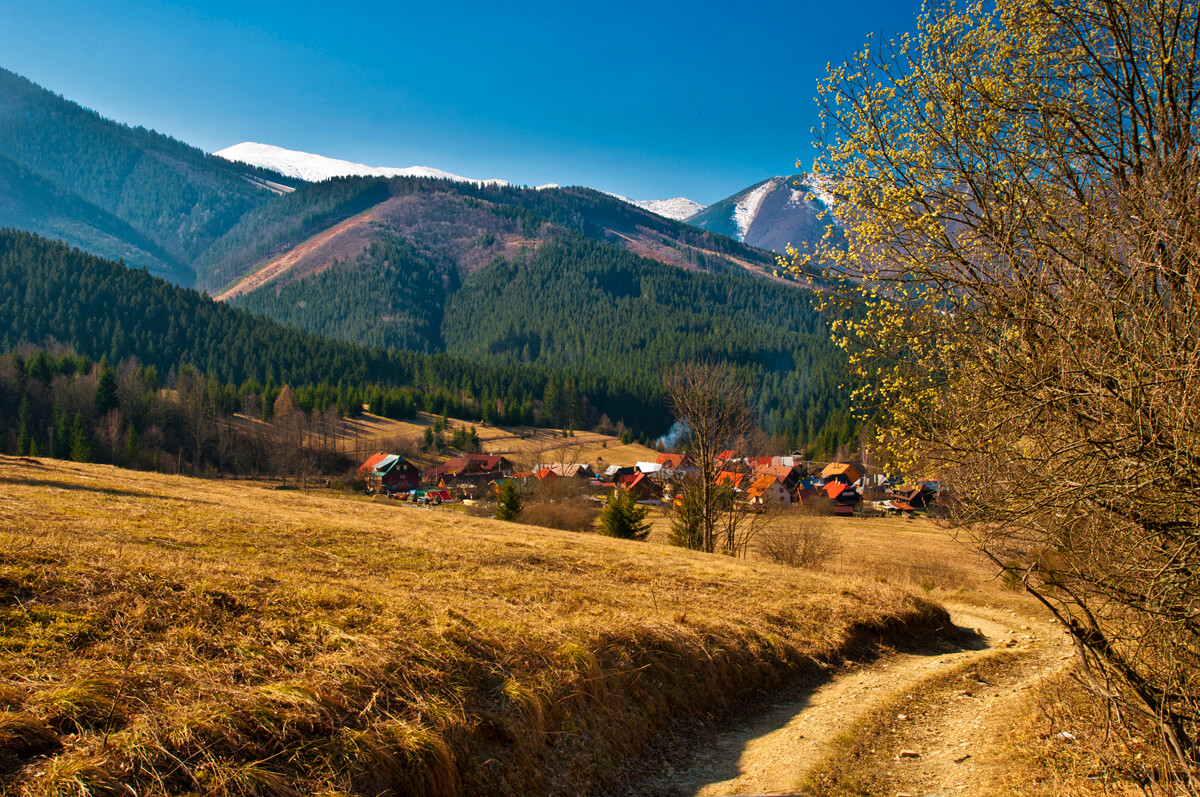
[756,515,841,569]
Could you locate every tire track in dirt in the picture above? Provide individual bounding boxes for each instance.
[644,602,1071,797]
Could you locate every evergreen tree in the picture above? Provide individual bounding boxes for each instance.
[93,360,117,415]
[598,489,650,540]
[494,480,522,521]
[52,404,70,459]
[15,397,31,455]
[69,413,93,462]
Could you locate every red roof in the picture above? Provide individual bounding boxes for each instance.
[746,473,781,498]
[821,462,863,482]
[619,472,655,490]
[356,451,391,478]
[717,449,737,461]
[535,467,560,480]
[656,453,687,468]
[716,471,745,489]
[755,464,796,481]
[825,481,848,499]
[428,454,512,477]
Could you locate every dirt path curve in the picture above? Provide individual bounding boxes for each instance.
[664,601,1072,797]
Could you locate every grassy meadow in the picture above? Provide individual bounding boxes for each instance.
[0,455,947,796]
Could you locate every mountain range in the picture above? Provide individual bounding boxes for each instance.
[0,65,855,450]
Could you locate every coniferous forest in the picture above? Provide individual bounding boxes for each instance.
[0,65,862,464]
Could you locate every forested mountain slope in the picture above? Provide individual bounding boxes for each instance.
[0,152,181,280]
[0,68,298,278]
[231,221,856,449]
[0,229,666,435]
[200,175,784,295]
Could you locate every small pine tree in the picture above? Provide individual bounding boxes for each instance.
[69,413,93,463]
[93,364,118,416]
[599,489,651,540]
[15,398,32,456]
[495,480,522,521]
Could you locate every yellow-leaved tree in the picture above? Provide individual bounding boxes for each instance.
[795,0,1200,788]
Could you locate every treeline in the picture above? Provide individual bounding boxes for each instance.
[0,229,672,437]
[0,346,383,478]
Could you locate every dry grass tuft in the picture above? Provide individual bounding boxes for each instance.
[0,455,946,795]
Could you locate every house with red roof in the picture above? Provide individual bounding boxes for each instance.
[361,453,420,494]
[423,454,515,485]
[617,471,661,501]
[655,452,694,469]
[821,462,866,485]
[745,473,791,507]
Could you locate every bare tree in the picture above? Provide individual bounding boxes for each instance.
[803,0,1200,787]
[662,361,758,555]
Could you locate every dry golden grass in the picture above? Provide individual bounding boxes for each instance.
[0,456,945,796]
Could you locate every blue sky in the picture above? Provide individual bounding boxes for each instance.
[0,0,923,204]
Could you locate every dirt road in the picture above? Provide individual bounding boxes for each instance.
[636,600,1071,797]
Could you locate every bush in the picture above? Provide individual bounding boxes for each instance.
[518,478,598,532]
[518,502,598,532]
[756,515,841,569]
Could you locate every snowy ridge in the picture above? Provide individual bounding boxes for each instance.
[799,173,835,208]
[634,197,706,221]
[607,192,706,221]
[731,178,778,241]
[214,142,510,187]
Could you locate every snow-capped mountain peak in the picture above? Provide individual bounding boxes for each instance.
[214,142,510,187]
[607,193,706,222]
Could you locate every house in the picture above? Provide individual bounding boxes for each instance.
[892,481,940,511]
[534,463,595,479]
[825,480,862,515]
[745,473,791,507]
[821,462,866,485]
[603,465,636,480]
[423,454,515,485]
[365,454,420,494]
[617,471,661,501]
[655,453,694,470]
[752,463,803,492]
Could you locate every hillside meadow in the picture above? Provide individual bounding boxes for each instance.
[0,455,947,796]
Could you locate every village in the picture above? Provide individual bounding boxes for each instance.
[355,443,941,519]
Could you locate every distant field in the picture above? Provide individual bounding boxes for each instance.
[0,456,945,796]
